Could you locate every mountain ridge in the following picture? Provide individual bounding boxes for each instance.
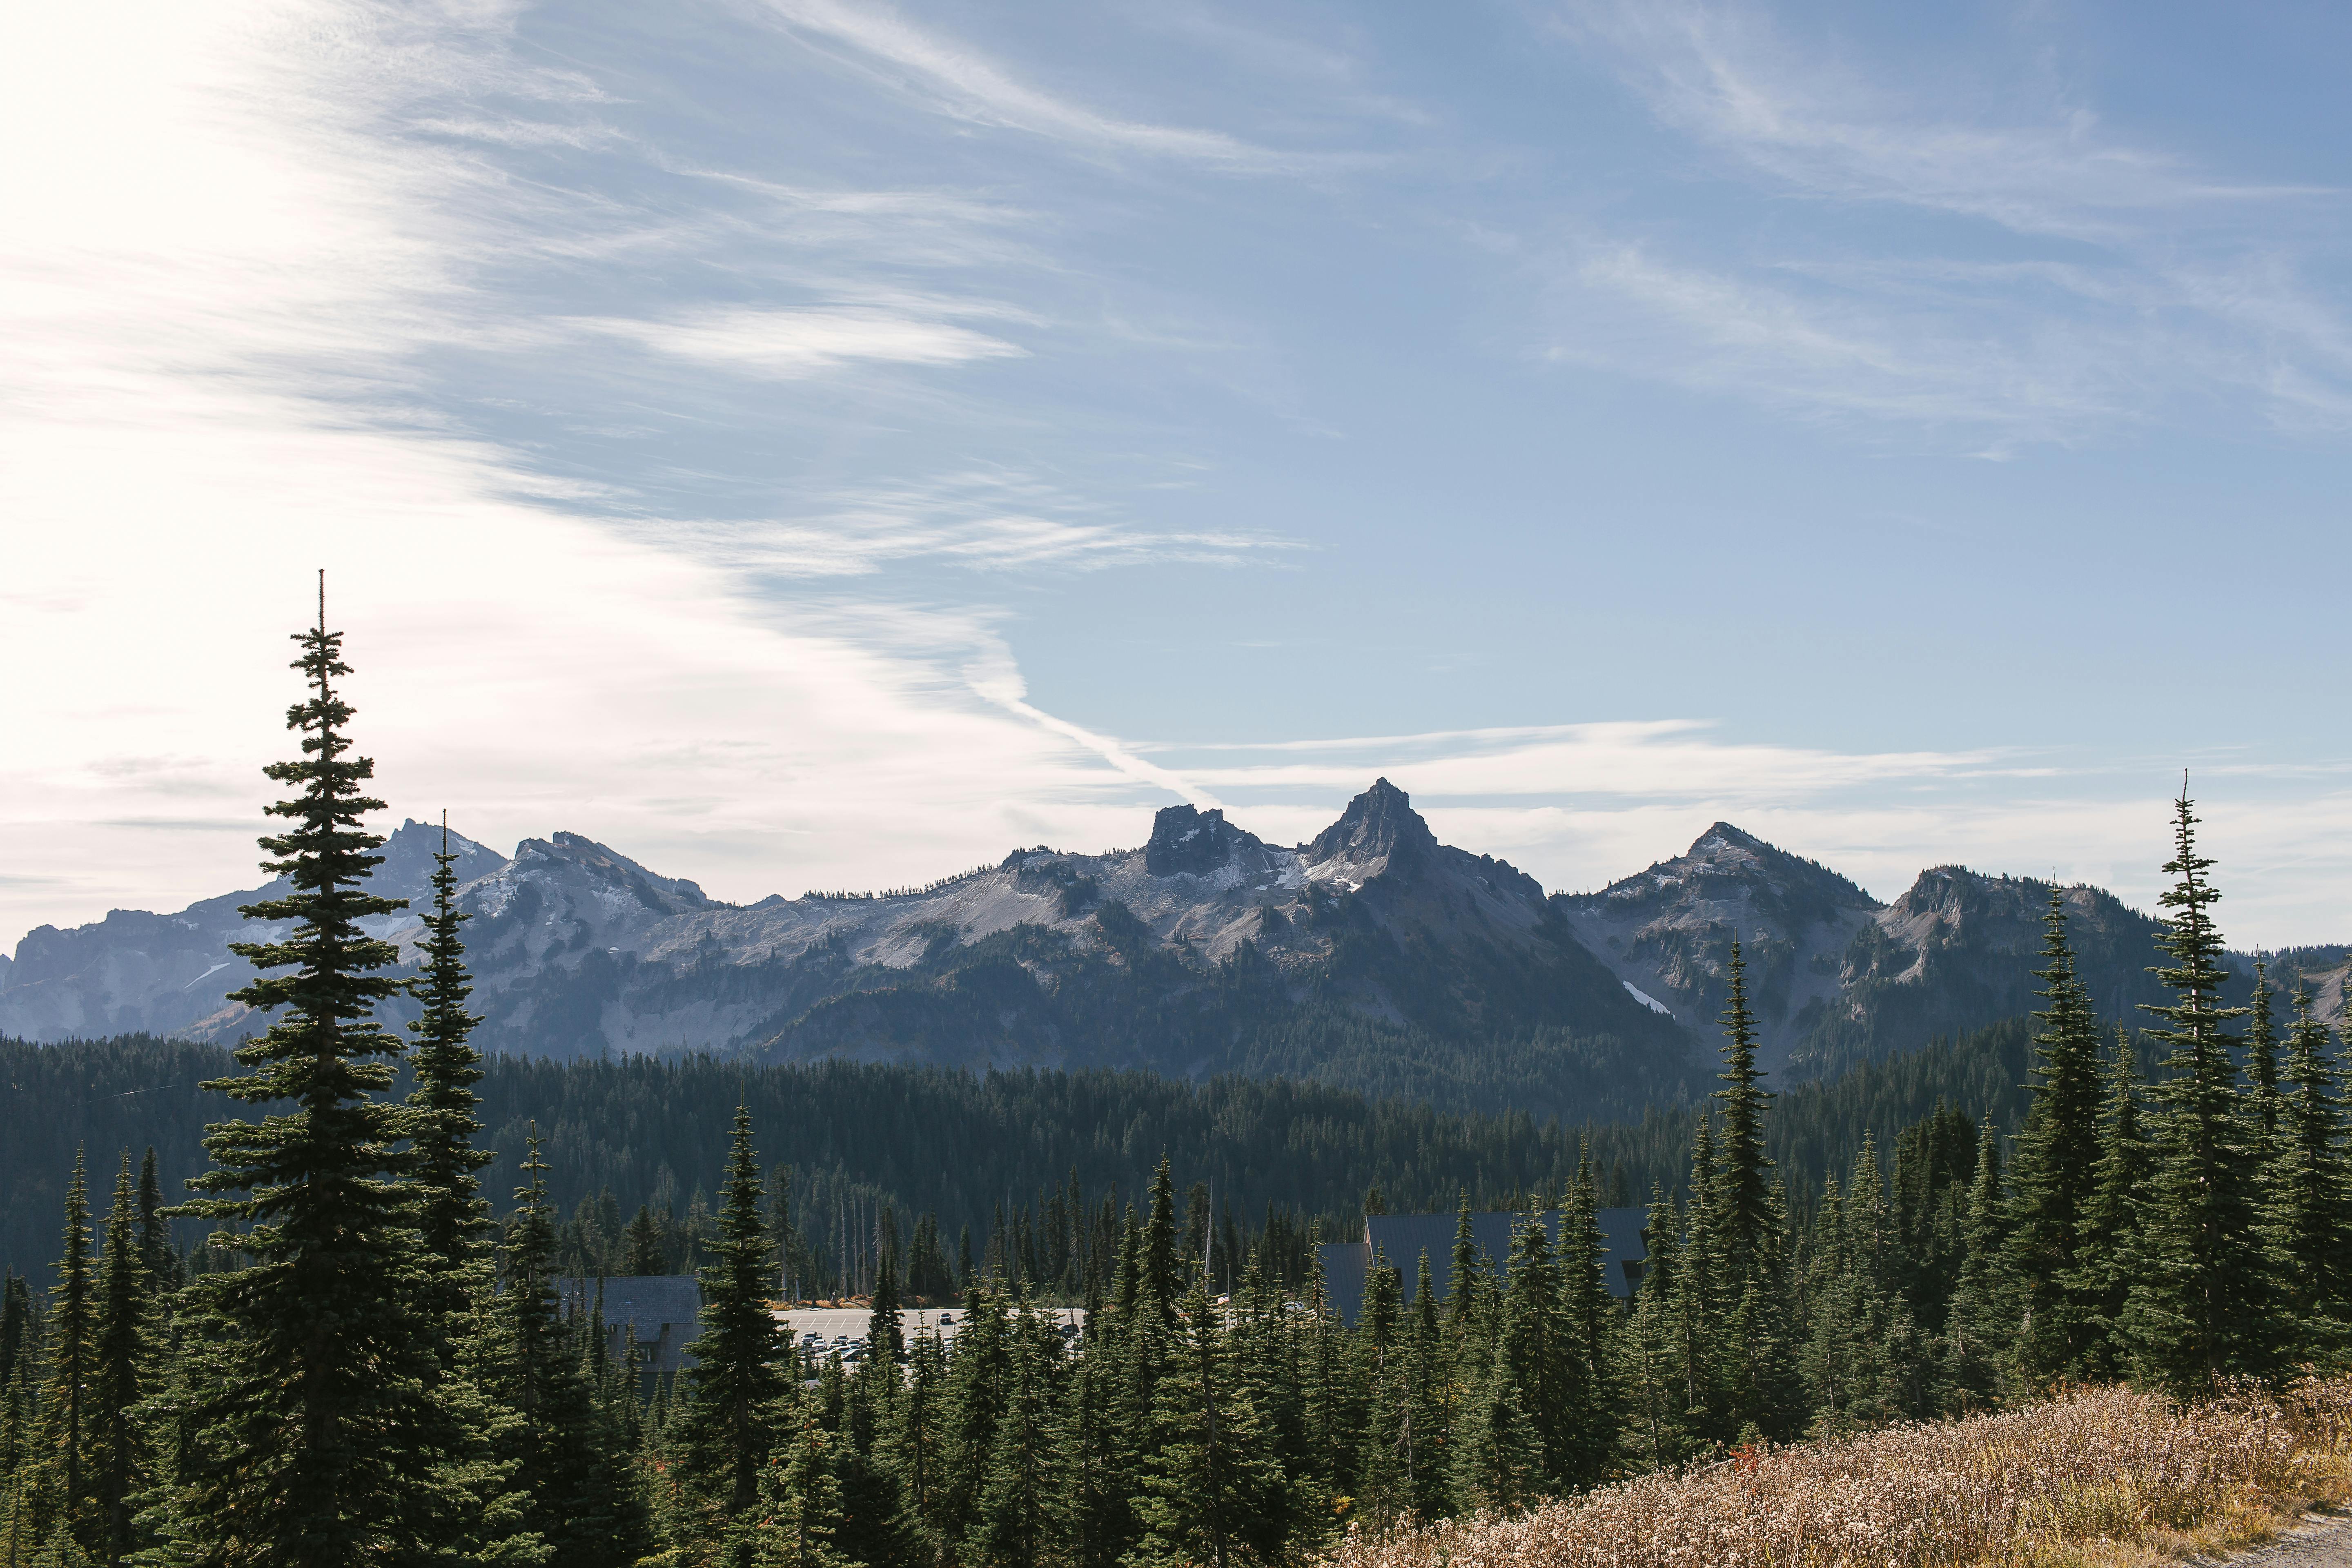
[2,787,2328,1114]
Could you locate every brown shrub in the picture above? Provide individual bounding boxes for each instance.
[1327,1380,2352,1568]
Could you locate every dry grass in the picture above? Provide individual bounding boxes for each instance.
[1330,1380,2352,1568]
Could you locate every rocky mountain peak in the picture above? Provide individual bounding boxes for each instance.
[500,833,717,915]
[1145,804,1261,878]
[1305,778,1437,878]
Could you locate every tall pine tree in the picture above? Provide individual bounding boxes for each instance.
[2265,984,2352,1363]
[676,1106,790,1526]
[168,589,521,1567]
[2002,893,2107,1383]
[405,815,495,1355]
[2123,789,2270,1394]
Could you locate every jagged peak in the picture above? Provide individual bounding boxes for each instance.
[1689,821,1770,857]
[511,832,715,907]
[1305,777,1437,873]
[1145,804,1261,878]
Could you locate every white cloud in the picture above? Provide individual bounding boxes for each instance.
[570,307,1026,378]
[0,0,1191,934]
[757,0,1290,169]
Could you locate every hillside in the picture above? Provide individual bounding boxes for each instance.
[1554,824,2287,1077]
[1,784,2321,1108]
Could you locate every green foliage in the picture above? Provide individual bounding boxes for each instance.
[676,1108,790,1521]
[2124,791,2272,1394]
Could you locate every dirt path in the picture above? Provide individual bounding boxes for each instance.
[2204,1513,2352,1566]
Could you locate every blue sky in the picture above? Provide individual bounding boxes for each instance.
[4,0,2350,946]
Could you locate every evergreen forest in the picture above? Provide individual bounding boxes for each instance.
[3,608,2348,1568]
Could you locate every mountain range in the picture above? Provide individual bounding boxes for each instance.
[3,780,2336,1118]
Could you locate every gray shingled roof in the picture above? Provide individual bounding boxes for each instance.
[557,1275,705,1380]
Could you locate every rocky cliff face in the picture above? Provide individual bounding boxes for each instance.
[0,790,2301,1100]
[1555,823,1881,1071]
[0,822,504,1041]
[0,785,1686,1107]
[1557,826,2269,1077]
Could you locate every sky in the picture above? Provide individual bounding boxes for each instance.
[5,0,2351,949]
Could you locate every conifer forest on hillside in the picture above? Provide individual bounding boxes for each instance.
[7,608,2352,1568]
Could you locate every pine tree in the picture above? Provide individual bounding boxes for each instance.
[1140,1161,1180,1330]
[624,1207,668,1277]
[167,590,518,1566]
[1402,1253,1449,1523]
[940,1285,1011,1544]
[1554,1149,1615,1488]
[0,1274,28,1393]
[1128,1287,1289,1568]
[88,1154,152,1567]
[2002,893,2107,1383]
[886,1327,951,1564]
[1670,1121,1721,1437]
[1352,1254,1407,1528]
[677,1106,790,1522]
[38,1155,95,1558]
[2265,984,2352,1363]
[969,1303,1057,1568]
[1448,1310,1538,1518]
[749,1419,849,1568]
[2123,790,2271,1394]
[1938,1120,2011,1412]
[1616,1186,1691,1471]
[481,1133,643,1567]
[1492,1209,1567,1489]
[1713,944,1778,1287]
[133,1152,175,1299]
[405,817,495,1357]
[2065,1026,2151,1382]
[2246,962,2284,1157]
[1445,1193,1481,1333]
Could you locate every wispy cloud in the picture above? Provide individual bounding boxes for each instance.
[1530,0,2352,443]
[669,469,1305,577]
[0,1,1240,931]
[757,0,1292,169]
[570,307,1027,378]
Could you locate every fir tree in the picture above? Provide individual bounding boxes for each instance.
[1140,1161,1180,1330]
[1938,1119,2010,1412]
[624,1207,668,1277]
[969,1303,1056,1568]
[405,817,494,1354]
[133,1152,175,1300]
[40,1155,94,1558]
[750,1419,849,1568]
[940,1286,1011,1544]
[2245,962,2283,1151]
[2065,1026,2151,1382]
[1448,1318,1538,1518]
[2002,893,2107,1383]
[1492,1209,1567,1489]
[1712,944,1778,1287]
[2265,984,2352,1363]
[1352,1254,1407,1528]
[89,1154,152,1567]
[2124,790,2270,1394]
[886,1328,951,1565]
[168,590,517,1566]
[481,1133,642,1567]
[677,1106,790,1521]
[1445,1193,1481,1332]
[1554,1149,1614,1488]
[1128,1286,1289,1568]
[0,1274,28,1393]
